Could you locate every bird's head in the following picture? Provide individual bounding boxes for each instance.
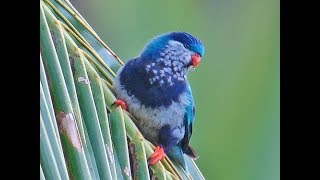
[140,32,205,71]
[138,32,204,85]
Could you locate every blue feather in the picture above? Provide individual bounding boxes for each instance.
[119,57,187,108]
[181,83,195,152]
[141,32,205,59]
[170,32,205,56]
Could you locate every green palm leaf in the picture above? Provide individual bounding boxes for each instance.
[40,0,205,179]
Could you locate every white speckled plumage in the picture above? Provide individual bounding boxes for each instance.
[114,41,195,137]
[144,40,193,86]
[114,66,192,142]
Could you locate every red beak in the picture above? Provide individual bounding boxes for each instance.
[191,53,201,68]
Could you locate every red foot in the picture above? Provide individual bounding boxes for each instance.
[148,146,166,165]
[113,99,127,110]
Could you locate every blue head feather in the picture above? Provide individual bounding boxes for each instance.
[169,32,205,57]
[140,32,205,59]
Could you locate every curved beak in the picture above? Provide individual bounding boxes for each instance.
[191,53,201,68]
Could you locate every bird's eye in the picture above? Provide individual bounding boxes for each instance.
[184,44,190,48]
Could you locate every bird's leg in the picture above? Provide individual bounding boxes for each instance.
[148,145,166,165]
[149,125,182,166]
[112,99,127,110]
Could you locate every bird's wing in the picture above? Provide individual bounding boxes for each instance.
[181,83,198,159]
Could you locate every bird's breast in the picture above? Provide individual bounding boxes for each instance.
[114,70,191,141]
[114,58,192,141]
[123,92,188,142]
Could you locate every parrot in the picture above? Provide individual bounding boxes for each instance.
[113,31,205,171]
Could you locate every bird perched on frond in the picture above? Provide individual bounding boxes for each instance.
[113,32,205,171]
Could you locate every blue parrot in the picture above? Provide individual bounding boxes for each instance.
[113,32,205,171]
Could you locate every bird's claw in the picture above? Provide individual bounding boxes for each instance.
[113,99,127,110]
[148,146,166,165]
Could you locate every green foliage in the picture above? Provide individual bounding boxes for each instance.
[40,0,205,179]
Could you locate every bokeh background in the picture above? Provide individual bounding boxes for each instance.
[72,0,280,179]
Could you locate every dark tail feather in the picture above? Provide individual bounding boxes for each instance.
[185,144,199,160]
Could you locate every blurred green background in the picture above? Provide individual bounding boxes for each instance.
[72,0,279,179]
